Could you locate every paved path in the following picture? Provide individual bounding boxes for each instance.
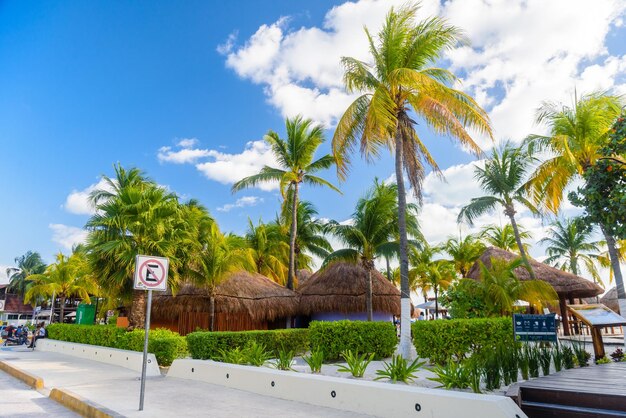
[0,347,372,418]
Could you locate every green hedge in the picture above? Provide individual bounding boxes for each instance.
[187,329,309,360]
[309,320,397,361]
[46,324,187,366]
[412,317,513,364]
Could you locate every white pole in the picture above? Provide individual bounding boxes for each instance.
[49,292,55,324]
[139,290,152,411]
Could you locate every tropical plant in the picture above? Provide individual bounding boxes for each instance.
[499,344,519,385]
[526,344,540,378]
[218,346,247,365]
[25,252,99,321]
[332,4,493,357]
[572,340,591,367]
[596,356,611,365]
[562,346,576,369]
[6,251,46,298]
[423,260,456,318]
[519,346,530,380]
[324,180,420,320]
[375,355,425,383]
[480,224,532,254]
[459,143,539,278]
[539,217,602,284]
[233,116,339,290]
[610,348,624,362]
[539,347,551,376]
[444,234,486,277]
[429,360,472,390]
[244,341,272,367]
[272,348,295,371]
[303,350,324,373]
[478,350,502,391]
[406,243,441,303]
[337,350,375,378]
[244,219,289,285]
[552,345,564,372]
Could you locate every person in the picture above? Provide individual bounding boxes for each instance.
[28,323,46,349]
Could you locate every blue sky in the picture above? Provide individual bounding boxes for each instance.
[1,0,625,286]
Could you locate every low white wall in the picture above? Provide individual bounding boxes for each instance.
[37,339,161,377]
[168,359,526,418]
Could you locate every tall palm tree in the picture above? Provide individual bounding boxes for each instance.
[233,116,340,290]
[480,224,532,254]
[25,252,99,322]
[407,244,453,318]
[244,219,289,285]
[458,143,539,279]
[86,164,191,328]
[324,180,420,320]
[6,251,46,297]
[444,234,486,277]
[332,4,493,356]
[539,218,602,284]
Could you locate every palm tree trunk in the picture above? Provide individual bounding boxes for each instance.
[506,207,536,280]
[394,126,412,358]
[59,296,66,324]
[129,289,147,328]
[209,295,215,332]
[569,254,578,276]
[434,285,439,319]
[364,261,374,321]
[601,225,626,347]
[287,182,299,290]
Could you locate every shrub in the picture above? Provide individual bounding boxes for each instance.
[429,360,472,390]
[303,350,324,373]
[552,345,564,372]
[596,356,611,365]
[218,347,248,365]
[572,341,590,367]
[610,348,624,362]
[45,324,187,366]
[186,329,309,360]
[244,341,272,367]
[562,346,576,369]
[337,350,374,378]
[539,347,552,376]
[412,317,513,364]
[375,355,425,384]
[309,320,396,361]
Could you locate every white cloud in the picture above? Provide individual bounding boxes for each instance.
[64,178,112,215]
[217,196,263,212]
[49,224,88,251]
[158,146,212,164]
[177,138,199,148]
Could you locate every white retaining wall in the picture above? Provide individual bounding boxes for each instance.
[168,359,526,418]
[37,339,161,377]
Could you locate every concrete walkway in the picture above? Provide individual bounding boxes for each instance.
[0,347,371,417]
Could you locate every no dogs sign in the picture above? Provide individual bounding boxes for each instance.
[133,255,169,291]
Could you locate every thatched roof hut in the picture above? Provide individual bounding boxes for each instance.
[296,269,313,288]
[467,247,603,299]
[152,271,299,334]
[299,262,401,317]
[600,287,620,313]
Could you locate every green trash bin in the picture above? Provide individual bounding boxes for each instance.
[75,304,96,325]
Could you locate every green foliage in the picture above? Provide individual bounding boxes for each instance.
[526,345,540,378]
[562,346,576,369]
[518,347,530,380]
[186,329,309,360]
[411,317,513,364]
[46,324,187,366]
[610,348,624,362]
[429,360,472,390]
[337,350,374,378]
[309,321,396,361]
[303,350,324,373]
[217,347,248,365]
[499,344,519,385]
[478,350,502,391]
[442,280,488,319]
[375,355,425,384]
[572,341,591,367]
[272,348,295,371]
[244,341,272,367]
[539,347,552,376]
[552,345,564,372]
[596,356,611,365]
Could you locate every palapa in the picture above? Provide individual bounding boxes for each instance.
[298,262,401,315]
[152,270,299,323]
[600,287,620,313]
[467,247,604,299]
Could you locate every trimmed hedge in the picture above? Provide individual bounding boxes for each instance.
[309,320,397,361]
[412,317,513,364]
[46,324,187,366]
[187,329,309,360]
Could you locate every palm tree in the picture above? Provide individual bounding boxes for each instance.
[539,218,602,285]
[324,180,419,320]
[6,251,46,297]
[332,4,493,356]
[407,245,453,318]
[444,234,486,277]
[86,164,191,328]
[244,219,289,285]
[233,116,340,290]
[458,143,539,279]
[480,224,532,254]
[25,252,98,322]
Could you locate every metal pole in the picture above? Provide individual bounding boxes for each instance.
[139,290,152,411]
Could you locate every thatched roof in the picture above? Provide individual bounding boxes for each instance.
[467,247,604,299]
[296,269,313,288]
[152,271,299,322]
[600,287,620,313]
[298,262,401,315]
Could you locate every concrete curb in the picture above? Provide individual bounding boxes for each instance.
[0,360,44,389]
[49,388,124,418]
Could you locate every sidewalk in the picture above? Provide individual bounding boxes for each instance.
[0,347,371,418]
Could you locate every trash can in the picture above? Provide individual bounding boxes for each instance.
[75,304,96,325]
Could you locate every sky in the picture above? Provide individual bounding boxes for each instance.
[1,0,626,288]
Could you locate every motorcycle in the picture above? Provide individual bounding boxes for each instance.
[2,332,29,346]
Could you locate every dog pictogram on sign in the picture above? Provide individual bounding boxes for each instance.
[134,255,169,291]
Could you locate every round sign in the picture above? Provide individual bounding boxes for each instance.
[138,259,167,288]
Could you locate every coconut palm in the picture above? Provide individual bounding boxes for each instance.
[480,224,532,254]
[86,164,191,328]
[232,116,340,291]
[244,219,289,285]
[332,4,493,356]
[324,180,420,320]
[407,245,453,318]
[6,251,46,297]
[539,218,602,285]
[444,234,486,277]
[25,252,98,322]
[458,143,539,278]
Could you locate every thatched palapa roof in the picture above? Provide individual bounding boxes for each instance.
[600,287,620,313]
[298,262,401,315]
[152,271,299,322]
[467,247,604,299]
[296,269,313,288]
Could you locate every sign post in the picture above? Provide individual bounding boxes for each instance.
[134,255,168,412]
